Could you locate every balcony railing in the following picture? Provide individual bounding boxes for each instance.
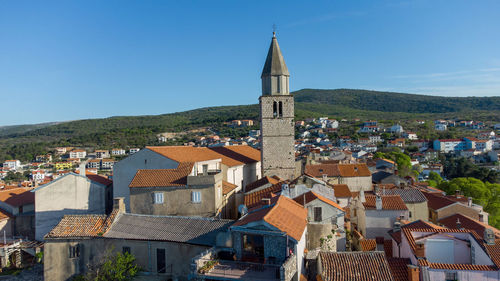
[194,258,281,281]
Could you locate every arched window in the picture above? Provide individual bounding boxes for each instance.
[273,101,277,118]
[279,101,283,117]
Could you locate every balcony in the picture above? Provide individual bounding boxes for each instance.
[187,170,222,186]
[191,248,296,281]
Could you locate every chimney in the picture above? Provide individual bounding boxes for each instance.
[407,265,420,281]
[467,197,472,207]
[484,228,495,245]
[456,218,462,229]
[415,242,425,258]
[393,220,401,232]
[113,197,126,214]
[360,189,366,203]
[376,194,382,210]
[262,198,271,206]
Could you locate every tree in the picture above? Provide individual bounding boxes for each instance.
[75,247,139,281]
[427,172,443,187]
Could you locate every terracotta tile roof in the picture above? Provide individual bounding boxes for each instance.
[244,183,282,208]
[245,176,281,193]
[75,170,112,186]
[222,181,237,195]
[214,145,261,163]
[294,191,344,212]
[389,219,446,244]
[438,213,500,239]
[234,196,307,241]
[147,145,260,167]
[0,187,35,207]
[46,210,118,238]
[485,240,500,268]
[402,228,499,271]
[332,184,352,198]
[129,162,194,188]
[359,239,376,251]
[319,251,395,281]
[337,164,371,177]
[386,258,410,281]
[363,195,408,210]
[422,191,457,210]
[305,164,340,177]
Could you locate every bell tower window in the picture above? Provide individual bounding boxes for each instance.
[279,101,283,117]
[273,101,278,118]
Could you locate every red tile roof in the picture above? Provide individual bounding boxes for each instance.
[438,213,500,239]
[389,219,445,244]
[305,164,340,177]
[363,195,408,210]
[129,162,194,188]
[359,239,376,251]
[245,176,281,193]
[46,210,118,238]
[147,145,260,167]
[319,251,395,281]
[387,258,410,281]
[244,183,282,208]
[332,184,352,198]
[233,196,307,241]
[293,191,344,212]
[421,191,457,210]
[222,181,237,195]
[0,188,35,207]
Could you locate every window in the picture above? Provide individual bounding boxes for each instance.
[409,211,412,218]
[122,246,131,254]
[445,272,457,281]
[69,244,80,258]
[273,101,278,118]
[278,101,283,117]
[154,192,164,204]
[192,191,201,203]
[202,164,208,175]
[314,207,322,222]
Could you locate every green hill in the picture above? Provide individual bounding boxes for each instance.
[1,89,499,162]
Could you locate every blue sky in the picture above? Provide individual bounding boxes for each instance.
[1,0,499,126]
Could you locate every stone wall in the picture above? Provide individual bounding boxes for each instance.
[280,254,297,281]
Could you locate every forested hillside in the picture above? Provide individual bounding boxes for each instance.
[1,89,499,162]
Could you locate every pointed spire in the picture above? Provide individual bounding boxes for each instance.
[261,33,289,78]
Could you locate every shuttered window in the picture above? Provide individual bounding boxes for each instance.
[314,207,322,222]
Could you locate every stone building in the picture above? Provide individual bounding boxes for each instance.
[260,32,296,180]
[43,199,233,281]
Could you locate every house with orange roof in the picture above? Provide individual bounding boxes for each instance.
[304,163,372,192]
[0,187,35,239]
[69,149,86,159]
[351,193,409,239]
[396,227,500,280]
[294,191,346,251]
[2,159,21,171]
[113,145,261,213]
[195,195,307,280]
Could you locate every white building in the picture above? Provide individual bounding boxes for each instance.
[69,149,86,159]
[31,170,46,182]
[3,160,21,170]
[111,148,126,156]
[435,124,447,131]
[389,124,404,134]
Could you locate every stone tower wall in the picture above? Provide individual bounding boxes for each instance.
[260,95,295,180]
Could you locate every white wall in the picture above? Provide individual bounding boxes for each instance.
[34,174,107,241]
[113,149,178,211]
[365,209,409,239]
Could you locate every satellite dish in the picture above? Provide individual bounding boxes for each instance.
[281,183,289,191]
[238,204,248,216]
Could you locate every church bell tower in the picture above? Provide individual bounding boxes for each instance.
[259,32,295,180]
